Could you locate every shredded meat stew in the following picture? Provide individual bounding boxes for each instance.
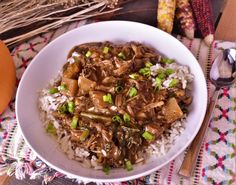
[43,42,193,171]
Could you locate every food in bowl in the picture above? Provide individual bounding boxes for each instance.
[38,41,194,172]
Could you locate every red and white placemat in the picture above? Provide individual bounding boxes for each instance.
[0,21,235,185]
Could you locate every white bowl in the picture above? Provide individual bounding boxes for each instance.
[16,21,207,183]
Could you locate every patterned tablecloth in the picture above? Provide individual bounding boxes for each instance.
[0,21,235,185]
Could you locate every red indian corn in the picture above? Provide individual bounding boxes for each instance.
[176,0,195,39]
[157,0,177,33]
[190,0,214,46]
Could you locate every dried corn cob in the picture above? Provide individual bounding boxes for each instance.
[176,0,195,39]
[157,0,177,33]
[190,0,214,46]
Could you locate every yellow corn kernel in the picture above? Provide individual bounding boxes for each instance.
[157,0,177,33]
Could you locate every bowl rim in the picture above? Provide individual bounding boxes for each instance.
[16,20,208,183]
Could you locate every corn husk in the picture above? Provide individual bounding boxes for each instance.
[0,0,122,47]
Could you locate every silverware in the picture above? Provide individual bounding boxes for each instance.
[178,49,236,177]
[224,48,236,64]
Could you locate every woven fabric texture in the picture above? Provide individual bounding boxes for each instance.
[0,21,235,185]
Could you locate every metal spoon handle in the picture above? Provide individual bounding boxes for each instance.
[178,89,220,177]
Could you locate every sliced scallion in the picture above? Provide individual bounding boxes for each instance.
[115,86,123,93]
[58,104,68,114]
[80,129,89,141]
[165,68,175,75]
[129,73,139,79]
[103,165,110,175]
[145,61,153,67]
[123,113,130,123]
[71,116,78,129]
[118,52,126,60]
[155,77,162,90]
[169,79,179,87]
[125,160,133,171]
[142,131,155,141]
[103,93,113,104]
[112,115,122,123]
[85,50,92,58]
[46,122,57,135]
[48,87,58,94]
[103,46,110,54]
[59,84,67,91]
[161,57,175,64]
[128,87,137,97]
[139,67,151,77]
[67,101,75,113]
[157,71,166,79]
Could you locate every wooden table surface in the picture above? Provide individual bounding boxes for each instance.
[0,1,228,185]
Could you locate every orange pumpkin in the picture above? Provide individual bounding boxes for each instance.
[0,41,16,114]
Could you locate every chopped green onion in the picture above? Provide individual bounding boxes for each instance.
[115,86,123,93]
[67,101,75,113]
[71,116,78,129]
[85,50,92,58]
[58,104,68,114]
[59,84,67,91]
[112,115,122,123]
[123,113,130,123]
[157,71,166,79]
[142,131,155,141]
[128,87,137,97]
[145,61,153,67]
[129,73,139,79]
[165,68,175,75]
[139,67,151,77]
[169,79,179,87]
[80,129,89,141]
[118,52,126,60]
[103,93,113,104]
[103,165,110,175]
[125,160,133,171]
[103,46,110,54]
[48,87,58,94]
[161,57,175,64]
[46,123,57,135]
[155,77,162,90]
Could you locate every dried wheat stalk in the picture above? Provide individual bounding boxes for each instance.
[0,0,121,46]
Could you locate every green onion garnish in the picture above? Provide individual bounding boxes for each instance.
[115,86,123,93]
[103,46,110,54]
[103,165,110,175]
[128,87,137,97]
[118,52,126,60]
[103,93,113,104]
[67,101,75,113]
[125,160,133,171]
[85,50,92,58]
[71,116,78,129]
[165,68,175,75]
[129,73,139,79]
[48,87,58,94]
[161,57,175,64]
[80,129,89,141]
[155,77,162,90]
[58,104,68,114]
[157,71,166,79]
[112,115,122,123]
[169,79,179,87]
[139,67,151,77]
[59,84,67,91]
[123,113,130,122]
[142,131,155,141]
[46,122,57,135]
[145,61,153,67]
